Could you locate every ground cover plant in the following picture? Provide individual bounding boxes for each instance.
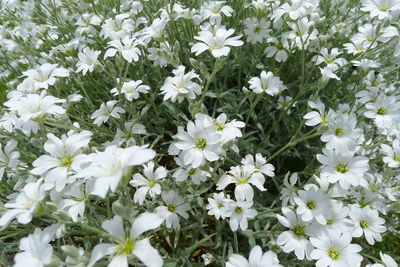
[0,0,399,266]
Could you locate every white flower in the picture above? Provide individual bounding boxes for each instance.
[155,190,190,228]
[381,139,400,167]
[195,113,245,143]
[5,91,66,122]
[248,71,286,96]
[206,192,231,220]
[303,98,334,126]
[111,80,150,101]
[310,230,363,267]
[226,245,283,267]
[367,252,398,267]
[129,162,167,205]
[349,206,386,245]
[317,148,369,190]
[294,186,332,225]
[280,172,298,207]
[81,145,155,198]
[100,13,135,40]
[172,118,222,168]
[22,63,69,89]
[172,155,211,184]
[320,113,363,152]
[276,207,315,260]
[226,198,257,231]
[104,36,142,63]
[60,182,88,222]
[191,28,243,58]
[361,0,400,20]
[265,37,289,62]
[14,226,58,267]
[241,153,275,177]
[200,1,233,25]
[243,18,270,44]
[141,17,167,41]
[217,165,266,201]
[88,214,164,267]
[90,100,125,126]
[114,121,147,146]
[147,42,172,67]
[31,131,92,191]
[364,95,400,128]
[0,139,20,180]
[324,201,353,233]
[160,65,201,103]
[0,179,46,227]
[284,17,318,49]
[76,47,101,75]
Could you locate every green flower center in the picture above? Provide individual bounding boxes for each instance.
[195,138,207,149]
[292,225,305,237]
[360,220,369,229]
[237,176,249,184]
[168,204,176,212]
[234,206,243,214]
[327,219,334,225]
[306,201,316,210]
[377,107,388,115]
[188,168,196,175]
[60,155,73,167]
[379,4,389,11]
[217,203,224,208]
[393,154,400,162]
[328,248,340,260]
[335,163,348,173]
[214,121,224,131]
[254,26,261,33]
[335,128,344,136]
[116,238,135,255]
[156,50,163,56]
[148,180,156,188]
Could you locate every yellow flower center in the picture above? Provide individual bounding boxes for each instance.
[328,248,340,260]
[335,163,348,173]
[335,128,344,136]
[292,225,305,237]
[195,138,207,149]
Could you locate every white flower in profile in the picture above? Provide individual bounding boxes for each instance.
[324,201,353,233]
[310,230,363,267]
[14,226,59,267]
[365,95,400,128]
[381,139,400,167]
[276,207,315,260]
[241,153,275,178]
[82,145,155,198]
[226,197,257,231]
[60,181,88,222]
[104,36,142,63]
[226,245,283,267]
[367,252,398,267]
[361,0,400,20]
[88,214,164,267]
[76,47,101,75]
[217,165,266,201]
[191,28,243,58]
[280,172,298,207]
[294,186,332,225]
[195,113,245,144]
[114,121,147,146]
[22,63,69,89]
[0,139,20,180]
[349,206,386,245]
[129,161,167,205]
[4,91,66,122]
[31,131,92,191]
[206,192,231,220]
[0,179,46,227]
[248,71,286,96]
[172,118,222,168]
[111,80,150,101]
[320,113,363,152]
[141,17,168,41]
[172,155,211,184]
[160,65,201,103]
[90,100,125,126]
[317,148,369,190]
[155,190,190,228]
[243,17,270,44]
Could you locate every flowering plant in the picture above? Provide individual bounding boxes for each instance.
[0,0,399,266]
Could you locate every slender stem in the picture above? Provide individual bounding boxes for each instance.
[199,58,221,104]
[233,231,239,253]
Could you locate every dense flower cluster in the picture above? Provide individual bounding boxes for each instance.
[0,0,399,266]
